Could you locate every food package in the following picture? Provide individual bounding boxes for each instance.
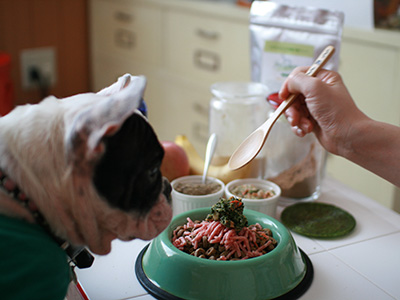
[250,1,344,92]
[249,1,344,201]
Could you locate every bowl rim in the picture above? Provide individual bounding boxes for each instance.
[161,207,289,265]
[171,175,225,200]
[225,178,281,203]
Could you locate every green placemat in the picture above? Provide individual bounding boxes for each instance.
[281,202,356,238]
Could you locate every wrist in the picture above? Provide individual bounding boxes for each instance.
[336,115,372,160]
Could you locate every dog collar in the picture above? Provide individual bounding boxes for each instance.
[0,168,94,269]
[0,168,48,227]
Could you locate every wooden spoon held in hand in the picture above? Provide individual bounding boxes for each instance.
[228,45,335,170]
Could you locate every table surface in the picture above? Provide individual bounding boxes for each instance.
[75,177,400,300]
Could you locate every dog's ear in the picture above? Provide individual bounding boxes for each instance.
[64,74,147,167]
[96,73,138,97]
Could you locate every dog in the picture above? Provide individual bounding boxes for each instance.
[0,74,172,298]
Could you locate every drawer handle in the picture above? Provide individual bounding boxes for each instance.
[114,11,133,23]
[114,29,135,49]
[194,49,220,72]
[196,28,219,40]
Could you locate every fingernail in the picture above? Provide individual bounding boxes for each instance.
[295,126,304,136]
[287,116,293,124]
[302,123,311,133]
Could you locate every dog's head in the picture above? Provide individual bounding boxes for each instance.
[0,74,172,255]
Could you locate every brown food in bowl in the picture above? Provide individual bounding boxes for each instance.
[174,182,221,195]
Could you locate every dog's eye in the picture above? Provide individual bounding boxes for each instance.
[147,166,159,181]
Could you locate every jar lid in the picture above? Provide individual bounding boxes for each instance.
[211,82,269,100]
[267,92,283,109]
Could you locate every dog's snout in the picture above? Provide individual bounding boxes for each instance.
[162,177,172,203]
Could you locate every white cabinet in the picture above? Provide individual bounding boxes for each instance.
[165,10,250,86]
[90,0,163,67]
[90,0,400,211]
[159,6,251,151]
[90,0,251,153]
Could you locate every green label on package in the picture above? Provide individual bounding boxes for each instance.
[259,41,314,91]
[264,41,314,57]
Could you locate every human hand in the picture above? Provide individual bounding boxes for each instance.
[279,67,367,155]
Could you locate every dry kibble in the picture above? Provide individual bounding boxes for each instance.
[202,236,209,248]
[206,247,217,257]
[194,248,205,257]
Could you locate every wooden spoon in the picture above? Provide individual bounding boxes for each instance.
[228,45,335,170]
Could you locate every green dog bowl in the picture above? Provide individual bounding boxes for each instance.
[135,208,313,300]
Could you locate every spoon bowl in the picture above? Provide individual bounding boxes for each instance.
[228,45,335,170]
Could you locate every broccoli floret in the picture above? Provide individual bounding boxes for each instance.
[206,197,248,232]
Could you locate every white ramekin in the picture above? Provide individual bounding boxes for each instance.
[225,178,281,218]
[171,175,225,216]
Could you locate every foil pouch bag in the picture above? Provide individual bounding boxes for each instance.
[250,1,344,92]
[249,2,344,201]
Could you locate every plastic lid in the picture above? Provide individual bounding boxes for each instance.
[267,92,283,109]
[211,82,269,100]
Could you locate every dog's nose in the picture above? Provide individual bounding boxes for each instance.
[162,177,172,203]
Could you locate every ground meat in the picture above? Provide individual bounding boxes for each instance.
[172,218,277,261]
[171,198,278,261]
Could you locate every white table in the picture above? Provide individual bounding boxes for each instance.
[75,177,400,300]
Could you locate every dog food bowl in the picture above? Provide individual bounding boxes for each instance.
[225,178,281,218]
[171,175,225,216]
[135,207,313,300]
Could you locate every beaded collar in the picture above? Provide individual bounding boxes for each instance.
[0,168,52,234]
[0,168,94,269]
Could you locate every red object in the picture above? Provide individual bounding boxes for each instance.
[267,92,283,109]
[236,0,255,8]
[76,282,90,300]
[160,141,190,182]
[0,52,14,116]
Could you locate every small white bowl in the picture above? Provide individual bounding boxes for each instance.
[171,175,225,216]
[225,178,281,218]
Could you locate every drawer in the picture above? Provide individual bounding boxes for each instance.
[91,53,137,91]
[91,52,157,92]
[165,10,251,85]
[146,71,211,155]
[90,0,162,65]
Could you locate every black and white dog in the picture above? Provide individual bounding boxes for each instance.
[0,74,172,274]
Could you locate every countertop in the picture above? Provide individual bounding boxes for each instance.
[75,177,400,299]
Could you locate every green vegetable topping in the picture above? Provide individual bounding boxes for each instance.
[206,197,248,232]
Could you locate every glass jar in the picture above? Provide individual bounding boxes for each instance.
[209,82,271,178]
[263,92,327,204]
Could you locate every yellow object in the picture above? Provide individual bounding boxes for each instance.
[174,135,252,184]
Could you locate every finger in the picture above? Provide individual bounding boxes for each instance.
[299,117,313,134]
[279,66,309,99]
[292,126,306,137]
[285,105,301,127]
[280,67,336,101]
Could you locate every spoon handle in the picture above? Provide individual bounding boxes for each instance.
[202,133,218,184]
[269,45,335,121]
[305,45,335,76]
